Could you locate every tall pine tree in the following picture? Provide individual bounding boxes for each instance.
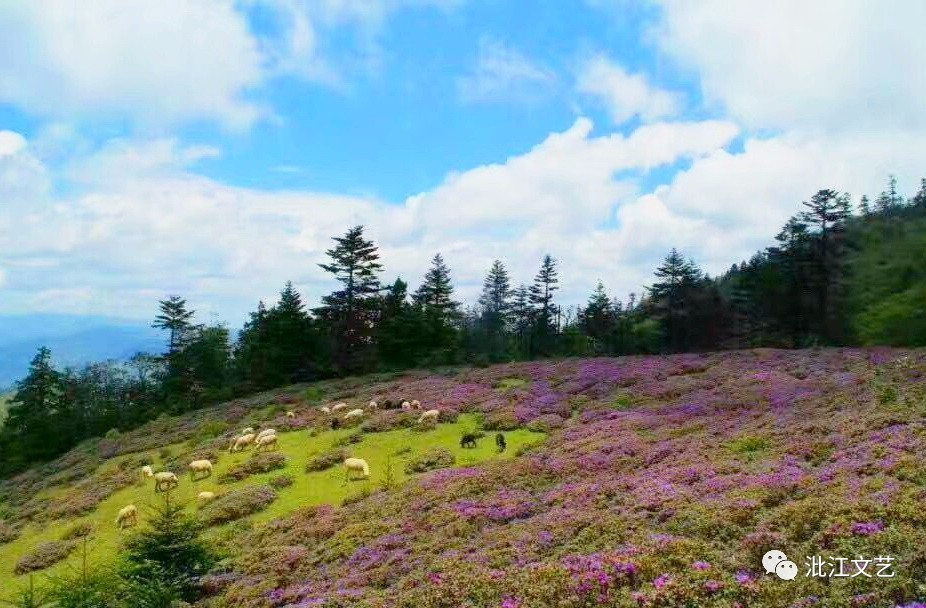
[316,226,383,375]
[528,255,559,356]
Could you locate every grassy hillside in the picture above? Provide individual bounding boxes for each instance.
[2,350,925,607]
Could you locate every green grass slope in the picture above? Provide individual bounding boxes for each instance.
[0,412,542,585]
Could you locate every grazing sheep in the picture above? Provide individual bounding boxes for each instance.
[320,406,331,414]
[254,433,278,451]
[153,471,179,492]
[496,433,507,453]
[401,400,411,410]
[115,504,138,529]
[417,409,440,425]
[256,428,276,442]
[229,433,256,453]
[286,410,296,418]
[331,402,349,412]
[242,427,255,435]
[197,491,216,504]
[367,400,378,411]
[140,465,154,479]
[188,459,213,480]
[411,399,421,410]
[343,457,370,481]
[343,408,365,421]
[460,433,478,449]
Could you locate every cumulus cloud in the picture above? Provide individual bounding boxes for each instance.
[0,118,738,321]
[652,0,926,132]
[0,1,266,129]
[457,39,556,103]
[576,55,680,124]
[0,0,464,128]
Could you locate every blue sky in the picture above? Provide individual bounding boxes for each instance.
[0,0,924,328]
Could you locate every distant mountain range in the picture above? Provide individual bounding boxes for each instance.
[0,315,165,388]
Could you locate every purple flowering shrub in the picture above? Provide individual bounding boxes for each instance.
[200,485,277,526]
[202,349,926,607]
[218,452,287,483]
[14,540,76,574]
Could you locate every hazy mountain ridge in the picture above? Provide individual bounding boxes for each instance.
[0,314,164,387]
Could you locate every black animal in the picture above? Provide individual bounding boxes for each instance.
[496,433,506,453]
[331,417,342,430]
[460,432,478,448]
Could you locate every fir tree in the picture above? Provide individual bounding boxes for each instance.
[316,226,383,375]
[528,255,559,355]
[4,347,65,461]
[413,254,461,362]
[120,493,215,604]
[581,281,616,353]
[152,296,195,356]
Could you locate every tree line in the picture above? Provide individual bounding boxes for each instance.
[2,176,925,475]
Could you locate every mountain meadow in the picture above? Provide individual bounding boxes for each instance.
[1,181,926,606]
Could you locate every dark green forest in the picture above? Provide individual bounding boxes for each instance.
[2,176,924,476]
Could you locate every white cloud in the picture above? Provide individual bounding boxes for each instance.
[653,0,926,132]
[576,54,679,124]
[457,39,556,103]
[0,1,266,129]
[0,118,738,321]
[0,0,464,128]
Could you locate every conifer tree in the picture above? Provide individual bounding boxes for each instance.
[412,254,461,362]
[316,226,383,374]
[120,493,215,604]
[477,260,512,360]
[528,255,559,356]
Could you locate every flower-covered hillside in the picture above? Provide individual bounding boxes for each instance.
[209,348,926,608]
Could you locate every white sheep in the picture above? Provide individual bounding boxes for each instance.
[401,400,411,410]
[343,408,365,421]
[320,406,331,414]
[331,402,349,412]
[254,433,278,451]
[411,399,421,410]
[115,504,138,529]
[286,410,296,418]
[188,459,213,480]
[417,409,440,425]
[140,465,154,478]
[153,471,179,492]
[343,457,370,481]
[229,433,256,453]
[256,428,276,442]
[367,400,378,411]
[197,491,217,504]
[242,427,255,435]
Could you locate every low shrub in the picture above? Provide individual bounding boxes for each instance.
[526,414,565,433]
[484,408,520,431]
[342,485,373,506]
[360,410,417,433]
[404,448,456,474]
[104,428,121,440]
[199,485,277,526]
[269,474,294,490]
[218,452,287,484]
[0,519,19,544]
[305,448,349,473]
[333,432,363,446]
[60,521,94,541]
[15,540,76,574]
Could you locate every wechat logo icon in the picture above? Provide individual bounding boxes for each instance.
[763,549,798,581]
